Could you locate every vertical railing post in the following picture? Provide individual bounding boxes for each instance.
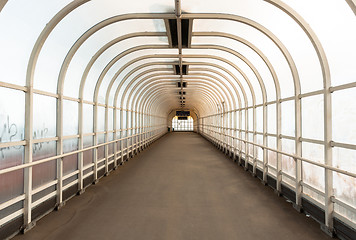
[104,104,109,176]
[23,85,35,232]
[276,99,282,194]
[113,107,118,169]
[56,94,64,207]
[93,103,98,184]
[294,157,302,211]
[294,92,302,210]
[244,108,249,170]
[323,85,334,235]
[253,105,257,176]
[263,102,268,184]
[78,99,84,194]
[120,108,124,164]
[238,110,242,165]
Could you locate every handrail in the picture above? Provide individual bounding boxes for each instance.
[0,126,167,176]
[200,126,356,178]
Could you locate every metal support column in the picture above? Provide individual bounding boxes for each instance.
[78,99,84,194]
[93,103,98,183]
[23,85,35,232]
[56,94,64,208]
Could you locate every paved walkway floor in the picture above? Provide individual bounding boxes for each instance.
[14,132,330,240]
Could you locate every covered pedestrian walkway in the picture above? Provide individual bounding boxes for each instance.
[13,133,330,240]
[0,0,356,239]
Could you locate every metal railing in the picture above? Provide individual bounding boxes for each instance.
[199,124,356,230]
[0,126,167,227]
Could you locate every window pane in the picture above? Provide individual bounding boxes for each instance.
[63,100,78,136]
[0,88,25,143]
[302,94,323,140]
[33,94,56,138]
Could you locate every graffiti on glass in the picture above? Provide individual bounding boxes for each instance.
[0,116,21,159]
[33,127,49,154]
[0,116,49,159]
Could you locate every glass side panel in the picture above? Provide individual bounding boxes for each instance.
[108,108,114,131]
[33,94,57,138]
[333,147,356,223]
[83,135,93,167]
[0,88,25,143]
[256,134,263,161]
[302,94,324,141]
[83,104,94,134]
[332,88,356,145]
[97,134,105,160]
[281,138,296,180]
[281,100,295,137]
[256,106,263,133]
[302,142,325,191]
[0,87,25,202]
[267,136,277,170]
[97,106,105,132]
[267,103,276,134]
[0,146,24,204]
[63,100,79,136]
[63,138,78,175]
[32,141,57,189]
[248,108,253,131]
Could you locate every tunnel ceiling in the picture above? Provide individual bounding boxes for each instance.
[0,0,355,117]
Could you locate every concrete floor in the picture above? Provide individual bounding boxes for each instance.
[14,132,330,240]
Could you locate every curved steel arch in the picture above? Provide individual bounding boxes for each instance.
[128,74,231,110]
[111,55,250,115]
[121,70,176,108]
[54,13,300,105]
[115,62,243,110]
[192,32,281,99]
[134,80,227,115]
[136,81,222,113]
[123,71,237,111]
[93,44,172,101]
[189,68,242,107]
[143,87,218,117]
[190,45,266,103]
[79,32,168,98]
[118,65,241,111]
[51,12,299,117]
[90,43,265,109]
[107,54,254,110]
[74,35,275,132]
[146,88,221,119]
